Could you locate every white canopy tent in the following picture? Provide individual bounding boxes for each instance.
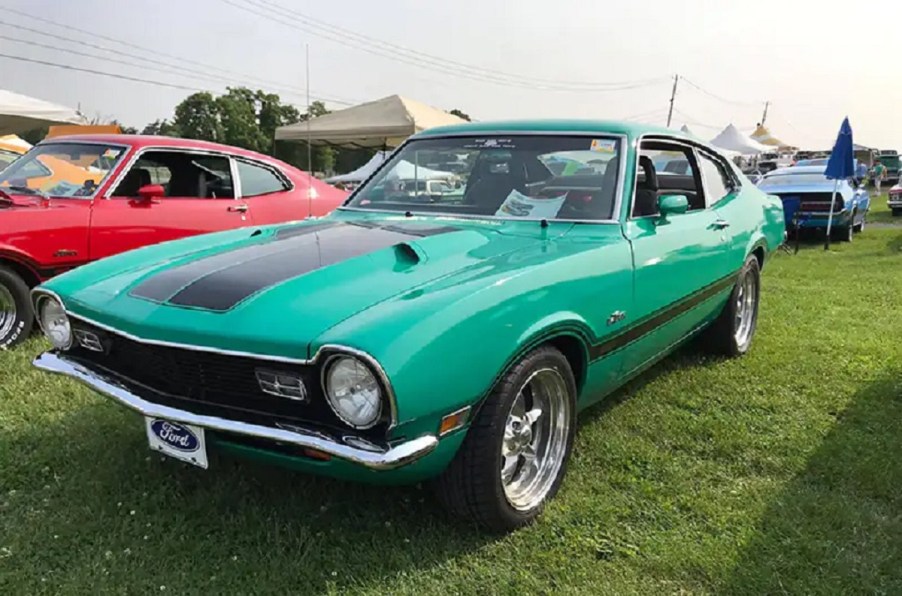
[275,95,467,148]
[0,89,85,135]
[385,160,456,181]
[709,124,769,155]
[324,151,389,184]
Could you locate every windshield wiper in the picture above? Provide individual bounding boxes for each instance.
[6,185,50,201]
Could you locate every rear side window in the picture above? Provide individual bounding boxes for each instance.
[697,153,733,204]
[237,161,288,197]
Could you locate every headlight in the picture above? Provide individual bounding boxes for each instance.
[37,295,71,349]
[323,356,382,429]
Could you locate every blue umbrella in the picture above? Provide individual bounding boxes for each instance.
[823,117,854,249]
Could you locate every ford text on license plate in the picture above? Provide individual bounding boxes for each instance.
[145,418,209,469]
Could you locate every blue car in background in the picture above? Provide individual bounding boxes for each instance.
[758,166,870,241]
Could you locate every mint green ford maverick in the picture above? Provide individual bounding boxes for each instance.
[32,121,784,531]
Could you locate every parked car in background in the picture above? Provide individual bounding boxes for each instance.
[758,166,870,240]
[793,158,828,167]
[876,150,900,183]
[0,135,28,170]
[888,181,902,216]
[32,120,784,532]
[0,134,347,348]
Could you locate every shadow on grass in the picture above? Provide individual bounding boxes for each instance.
[2,401,493,593]
[719,372,902,595]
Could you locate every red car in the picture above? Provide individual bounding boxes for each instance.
[0,134,348,348]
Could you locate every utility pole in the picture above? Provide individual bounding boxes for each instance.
[761,101,770,126]
[666,74,679,128]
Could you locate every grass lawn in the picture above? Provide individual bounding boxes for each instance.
[2,230,901,595]
[868,192,900,225]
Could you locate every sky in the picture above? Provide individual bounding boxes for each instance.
[3,0,902,149]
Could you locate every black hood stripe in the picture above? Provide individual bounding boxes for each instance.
[131,221,459,311]
[131,222,341,303]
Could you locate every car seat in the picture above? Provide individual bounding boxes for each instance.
[632,156,659,217]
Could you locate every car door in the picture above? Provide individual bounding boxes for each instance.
[89,149,254,261]
[620,138,734,376]
[233,158,305,224]
[696,149,751,273]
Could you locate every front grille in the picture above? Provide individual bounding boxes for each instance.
[66,319,376,435]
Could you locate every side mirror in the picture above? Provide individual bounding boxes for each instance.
[137,184,164,201]
[657,194,689,220]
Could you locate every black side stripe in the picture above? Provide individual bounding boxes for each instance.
[588,272,738,362]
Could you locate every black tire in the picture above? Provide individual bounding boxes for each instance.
[854,213,866,233]
[832,224,853,242]
[434,345,577,533]
[0,265,34,349]
[892,208,902,217]
[702,255,761,357]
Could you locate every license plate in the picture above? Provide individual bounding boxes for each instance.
[145,418,208,469]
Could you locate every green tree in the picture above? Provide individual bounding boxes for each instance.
[141,119,180,136]
[172,92,223,142]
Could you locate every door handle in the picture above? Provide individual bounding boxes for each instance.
[712,219,730,229]
[228,204,248,213]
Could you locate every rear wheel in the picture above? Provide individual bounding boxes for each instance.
[435,346,576,532]
[0,266,33,349]
[892,208,902,217]
[832,224,853,242]
[702,255,760,357]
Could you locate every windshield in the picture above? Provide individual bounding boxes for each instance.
[759,173,829,187]
[0,142,127,197]
[0,149,20,170]
[346,135,623,221]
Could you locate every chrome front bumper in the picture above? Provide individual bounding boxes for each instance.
[33,352,438,471]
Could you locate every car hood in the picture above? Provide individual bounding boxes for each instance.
[50,213,558,359]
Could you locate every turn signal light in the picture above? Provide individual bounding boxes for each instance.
[439,406,471,436]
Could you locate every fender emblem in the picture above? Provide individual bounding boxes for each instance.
[607,311,626,325]
[54,249,78,257]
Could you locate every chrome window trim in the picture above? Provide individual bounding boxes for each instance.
[4,140,131,200]
[103,145,256,201]
[229,155,243,200]
[340,131,629,225]
[29,288,399,429]
[630,134,736,220]
[232,156,295,198]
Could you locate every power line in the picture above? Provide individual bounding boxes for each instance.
[0,53,204,92]
[0,6,359,105]
[250,0,664,90]
[0,28,351,106]
[219,0,669,92]
[680,77,764,107]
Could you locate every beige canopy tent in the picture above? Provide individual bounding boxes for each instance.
[275,95,467,148]
[750,124,793,149]
[0,89,85,135]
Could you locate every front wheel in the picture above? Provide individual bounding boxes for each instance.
[0,265,34,349]
[435,346,576,532]
[702,255,760,356]
[892,208,902,217]
[854,214,866,233]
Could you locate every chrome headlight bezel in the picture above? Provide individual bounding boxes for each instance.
[321,353,385,430]
[34,291,72,350]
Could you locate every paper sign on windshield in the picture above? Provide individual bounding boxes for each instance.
[495,190,567,219]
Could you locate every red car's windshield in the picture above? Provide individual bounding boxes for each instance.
[0,142,128,198]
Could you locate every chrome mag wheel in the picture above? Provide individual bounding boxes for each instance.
[733,268,758,348]
[501,368,572,511]
[0,283,17,341]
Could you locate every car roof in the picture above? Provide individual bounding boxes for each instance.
[769,165,826,176]
[415,119,687,140]
[36,134,281,163]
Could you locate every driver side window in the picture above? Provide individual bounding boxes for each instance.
[111,151,234,199]
[632,141,704,218]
